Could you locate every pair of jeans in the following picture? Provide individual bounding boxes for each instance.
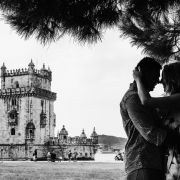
[126,169,165,180]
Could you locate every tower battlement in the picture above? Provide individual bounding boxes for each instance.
[1,60,52,81]
[0,60,53,91]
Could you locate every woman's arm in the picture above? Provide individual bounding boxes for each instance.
[133,69,180,110]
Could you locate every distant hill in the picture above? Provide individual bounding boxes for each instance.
[98,135,127,150]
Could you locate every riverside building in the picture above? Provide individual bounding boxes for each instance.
[0,61,98,160]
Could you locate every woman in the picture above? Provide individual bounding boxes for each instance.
[133,61,180,180]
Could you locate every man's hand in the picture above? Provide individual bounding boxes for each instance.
[133,67,143,82]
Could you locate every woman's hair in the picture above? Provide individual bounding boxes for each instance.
[162,61,180,94]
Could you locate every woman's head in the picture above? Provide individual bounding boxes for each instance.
[162,61,180,94]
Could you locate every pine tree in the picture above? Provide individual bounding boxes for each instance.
[0,0,180,62]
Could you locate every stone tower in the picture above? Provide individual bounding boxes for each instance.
[0,60,56,146]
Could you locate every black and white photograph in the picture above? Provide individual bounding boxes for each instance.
[0,1,180,180]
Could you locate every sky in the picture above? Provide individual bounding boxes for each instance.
[0,18,164,138]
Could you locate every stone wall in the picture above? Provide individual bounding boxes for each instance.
[0,144,96,160]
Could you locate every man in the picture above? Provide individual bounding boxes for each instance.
[68,150,72,161]
[51,150,56,162]
[120,57,167,180]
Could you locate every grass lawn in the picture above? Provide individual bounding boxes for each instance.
[0,161,126,180]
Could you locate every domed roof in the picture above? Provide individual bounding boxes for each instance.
[91,127,98,137]
[59,125,68,135]
[28,59,35,68]
[1,62,6,69]
[80,129,87,138]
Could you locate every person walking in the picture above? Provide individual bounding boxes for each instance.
[68,150,72,161]
[33,149,37,161]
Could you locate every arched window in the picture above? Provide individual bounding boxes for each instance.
[11,128,15,135]
[8,108,18,126]
[26,122,35,139]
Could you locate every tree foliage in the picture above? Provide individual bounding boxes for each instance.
[118,0,180,61]
[0,0,180,61]
[0,0,119,44]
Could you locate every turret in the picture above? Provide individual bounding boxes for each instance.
[28,59,35,74]
[58,125,68,142]
[80,129,87,139]
[1,63,6,89]
[40,63,52,81]
[91,127,98,144]
[1,62,6,76]
[40,63,46,75]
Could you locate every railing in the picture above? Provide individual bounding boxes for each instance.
[0,87,56,100]
[25,135,35,140]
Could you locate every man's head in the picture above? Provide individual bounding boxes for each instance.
[135,57,162,91]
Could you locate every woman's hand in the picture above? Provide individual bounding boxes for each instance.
[133,68,142,81]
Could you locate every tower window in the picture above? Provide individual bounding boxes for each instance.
[26,122,35,139]
[29,129,33,135]
[11,128,15,135]
[8,108,18,126]
[12,99,16,106]
[14,81,19,88]
[41,100,44,107]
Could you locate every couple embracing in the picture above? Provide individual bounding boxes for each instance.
[120,57,180,180]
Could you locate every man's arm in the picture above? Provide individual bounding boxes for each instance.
[134,72,180,110]
[126,94,167,146]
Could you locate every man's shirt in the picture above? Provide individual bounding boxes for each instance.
[120,82,167,174]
